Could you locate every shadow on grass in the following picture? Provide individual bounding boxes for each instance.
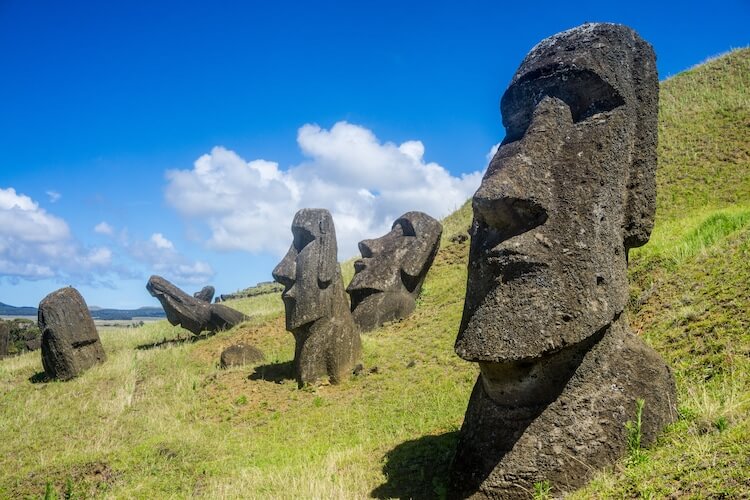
[29,371,50,384]
[371,431,459,499]
[135,332,215,350]
[248,361,295,383]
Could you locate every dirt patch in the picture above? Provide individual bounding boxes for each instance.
[191,316,288,366]
[22,461,120,498]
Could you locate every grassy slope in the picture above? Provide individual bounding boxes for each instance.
[0,49,748,499]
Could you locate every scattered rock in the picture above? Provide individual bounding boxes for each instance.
[449,23,676,497]
[449,232,468,244]
[147,276,247,335]
[273,209,361,387]
[406,359,417,369]
[0,321,9,357]
[220,343,265,368]
[25,337,41,351]
[193,286,215,303]
[38,287,106,380]
[347,212,442,332]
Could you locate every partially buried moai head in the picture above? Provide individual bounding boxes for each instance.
[454,23,658,367]
[272,208,339,331]
[346,211,442,331]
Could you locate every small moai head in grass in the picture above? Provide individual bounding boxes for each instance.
[346,211,442,332]
[454,22,659,367]
[273,208,340,331]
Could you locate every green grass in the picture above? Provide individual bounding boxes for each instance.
[0,48,748,498]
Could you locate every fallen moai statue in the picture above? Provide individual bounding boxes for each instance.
[449,23,676,498]
[347,211,442,332]
[193,285,215,303]
[38,287,107,380]
[272,208,361,387]
[147,275,247,335]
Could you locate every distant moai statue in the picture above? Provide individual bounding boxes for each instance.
[449,23,676,498]
[347,211,442,332]
[273,209,361,387]
[38,287,106,380]
[193,285,215,303]
[147,276,246,335]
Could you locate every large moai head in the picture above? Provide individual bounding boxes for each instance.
[455,23,658,366]
[449,24,674,497]
[273,208,339,331]
[347,211,442,332]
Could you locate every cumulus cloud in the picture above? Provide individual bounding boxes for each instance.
[0,187,111,281]
[127,232,214,285]
[486,142,501,163]
[165,121,483,258]
[94,221,114,235]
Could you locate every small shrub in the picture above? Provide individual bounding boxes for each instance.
[625,398,647,466]
[714,416,729,432]
[532,480,552,499]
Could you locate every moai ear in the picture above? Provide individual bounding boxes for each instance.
[317,215,338,286]
[623,36,658,250]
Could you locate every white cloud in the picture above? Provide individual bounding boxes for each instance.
[150,233,174,250]
[486,142,501,163]
[46,190,61,203]
[165,121,483,258]
[94,221,114,235]
[127,232,213,285]
[0,187,111,281]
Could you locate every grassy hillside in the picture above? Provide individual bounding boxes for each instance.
[0,48,748,499]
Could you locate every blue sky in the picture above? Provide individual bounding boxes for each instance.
[1,1,748,308]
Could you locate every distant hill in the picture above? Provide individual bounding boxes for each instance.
[89,307,165,320]
[0,302,37,316]
[0,302,165,320]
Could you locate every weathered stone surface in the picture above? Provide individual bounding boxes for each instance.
[147,276,247,335]
[449,23,675,498]
[0,321,9,357]
[193,286,215,303]
[347,211,442,332]
[38,287,106,380]
[220,343,265,368]
[272,208,361,387]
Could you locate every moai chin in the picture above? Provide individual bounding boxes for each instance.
[273,208,361,387]
[449,23,676,498]
[347,211,442,332]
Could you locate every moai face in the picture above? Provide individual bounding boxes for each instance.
[347,211,442,326]
[454,24,658,371]
[273,209,338,331]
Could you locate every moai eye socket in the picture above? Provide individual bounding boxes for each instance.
[501,68,626,143]
[292,227,316,252]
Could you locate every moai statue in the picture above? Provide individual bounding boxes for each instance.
[347,211,442,332]
[193,285,215,303]
[147,276,247,335]
[38,287,107,380]
[449,23,677,498]
[273,208,361,387]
